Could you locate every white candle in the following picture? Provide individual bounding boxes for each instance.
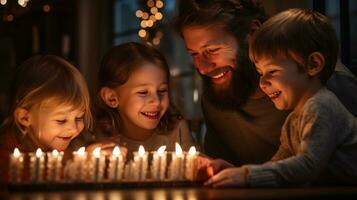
[185,146,198,181]
[30,148,45,182]
[151,145,167,181]
[73,147,87,181]
[133,145,148,181]
[91,147,105,182]
[46,149,63,182]
[9,148,24,183]
[108,146,124,181]
[169,143,184,180]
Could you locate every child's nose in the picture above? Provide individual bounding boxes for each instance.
[259,74,270,89]
[149,94,160,105]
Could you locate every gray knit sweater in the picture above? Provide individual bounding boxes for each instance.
[245,87,357,186]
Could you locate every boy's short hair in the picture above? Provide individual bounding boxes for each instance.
[249,8,338,84]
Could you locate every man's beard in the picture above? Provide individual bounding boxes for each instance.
[202,46,259,111]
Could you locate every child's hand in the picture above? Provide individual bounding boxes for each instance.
[196,158,234,181]
[204,167,249,188]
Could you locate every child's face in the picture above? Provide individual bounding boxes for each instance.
[114,63,169,132]
[255,56,311,111]
[28,102,85,151]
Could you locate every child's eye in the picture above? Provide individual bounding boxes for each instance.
[158,89,168,96]
[56,119,67,124]
[268,70,278,75]
[75,116,84,122]
[137,91,148,96]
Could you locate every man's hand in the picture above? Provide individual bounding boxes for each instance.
[204,167,249,188]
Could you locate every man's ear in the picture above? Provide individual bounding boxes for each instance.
[100,87,120,108]
[307,52,325,76]
[14,108,31,128]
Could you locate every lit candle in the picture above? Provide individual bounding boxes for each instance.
[169,143,184,180]
[185,146,198,181]
[73,147,87,181]
[46,149,63,182]
[108,146,124,181]
[151,145,167,181]
[133,145,148,181]
[90,147,105,182]
[30,148,45,182]
[9,148,24,183]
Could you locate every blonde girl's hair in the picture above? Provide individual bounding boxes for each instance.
[2,55,92,135]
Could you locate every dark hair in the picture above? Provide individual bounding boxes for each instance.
[249,8,338,84]
[2,55,92,135]
[96,42,181,136]
[174,0,267,42]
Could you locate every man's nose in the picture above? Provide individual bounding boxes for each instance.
[194,55,215,75]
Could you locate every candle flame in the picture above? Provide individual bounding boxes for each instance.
[13,148,20,157]
[157,145,166,154]
[175,143,183,155]
[35,148,43,157]
[77,147,86,156]
[138,145,145,156]
[188,146,197,155]
[52,149,59,157]
[93,147,101,158]
[113,146,121,157]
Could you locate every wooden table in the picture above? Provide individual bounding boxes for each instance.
[2,185,357,199]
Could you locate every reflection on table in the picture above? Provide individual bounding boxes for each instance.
[4,186,357,200]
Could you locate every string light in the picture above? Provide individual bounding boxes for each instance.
[135,0,165,45]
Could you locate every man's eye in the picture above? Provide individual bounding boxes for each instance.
[189,52,198,57]
[207,48,219,53]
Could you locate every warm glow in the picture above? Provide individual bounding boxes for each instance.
[13,148,20,157]
[138,145,145,156]
[1,0,7,6]
[188,146,197,155]
[142,12,149,19]
[156,0,164,8]
[157,146,166,154]
[193,89,199,103]
[113,146,121,157]
[175,143,183,155]
[52,149,59,157]
[35,148,43,157]
[155,12,163,20]
[138,29,147,38]
[140,20,147,28]
[146,20,154,27]
[150,7,158,14]
[147,0,154,7]
[43,4,51,13]
[135,10,143,18]
[93,147,101,158]
[77,147,86,156]
[152,37,160,45]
